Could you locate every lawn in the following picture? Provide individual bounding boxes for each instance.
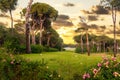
[20,51,112,80]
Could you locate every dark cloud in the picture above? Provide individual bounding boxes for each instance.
[53,14,73,28]
[57,15,70,20]
[63,2,75,7]
[100,25,106,29]
[54,19,73,27]
[89,24,99,29]
[81,10,91,14]
[88,15,98,21]
[91,5,109,14]
[78,23,99,30]
[81,5,109,15]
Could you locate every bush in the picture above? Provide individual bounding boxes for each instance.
[3,37,20,53]
[81,56,120,80]
[31,45,43,53]
[16,45,26,53]
[75,46,86,54]
[0,51,63,80]
[43,46,59,52]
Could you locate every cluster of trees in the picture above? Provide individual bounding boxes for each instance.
[74,0,120,57]
[74,34,120,53]
[0,0,63,53]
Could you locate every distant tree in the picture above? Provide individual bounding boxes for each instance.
[101,0,120,57]
[75,29,84,53]
[0,0,18,35]
[76,16,90,56]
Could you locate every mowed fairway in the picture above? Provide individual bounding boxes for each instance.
[20,51,108,80]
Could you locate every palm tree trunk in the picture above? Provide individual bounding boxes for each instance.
[47,36,51,46]
[31,23,36,45]
[112,6,117,57]
[25,0,33,53]
[39,22,43,45]
[80,35,83,53]
[9,10,13,35]
[26,23,31,53]
[103,42,106,52]
[86,31,90,56]
[39,17,45,45]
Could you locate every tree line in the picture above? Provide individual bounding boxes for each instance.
[0,0,63,53]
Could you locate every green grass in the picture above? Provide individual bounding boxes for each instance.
[20,51,109,80]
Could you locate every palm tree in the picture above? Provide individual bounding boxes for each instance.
[25,0,33,53]
[79,16,90,56]
[75,29,84,53]
[0,0,18,35]
[101,0,120,57]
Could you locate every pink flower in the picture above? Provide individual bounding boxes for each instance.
[111,57,116,61]
[82,73,90,80]
[10,61,14,64]
[97,63,102,67]
[104,61,109,68]
[93,69,98,74]
[103,57,108,61]
[113,72,119,77]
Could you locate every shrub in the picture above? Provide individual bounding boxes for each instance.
[43,46,59,52]
[81,56,120,80]
[75,46,86,54]
[0,51,63,80]
[31,45,43,53]
[3,37,20,53]
[48,48,59,52]
[16,45,26,53]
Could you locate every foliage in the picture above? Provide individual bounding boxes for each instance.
[31,45,43,53]
[43,46,59,52]
[0,50,63,80]
[74,34,120,53]
[75,46,85,53]
[0,0,18,12]
[16,45,26,53]
[3,36,20,53]
[82,56,120,80]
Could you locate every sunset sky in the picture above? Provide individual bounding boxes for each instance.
[0,0,120,44]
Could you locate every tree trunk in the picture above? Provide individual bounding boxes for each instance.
[25,0,33,53]
[26,23,31,53]
[39,17,45,45]
[80,35,83,53]
[39,22,43,45]
[99,42,101,52]
[112,6,117,57]
[47,36,51,46]
[9,10,13,35]
[31,23,36,45]
[86,31,90,56]
[103,42,106,52]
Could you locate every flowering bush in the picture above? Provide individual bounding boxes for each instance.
[0,50,63,80]
[82,56,120,80]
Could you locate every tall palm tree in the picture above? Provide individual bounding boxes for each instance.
[101,0,120,57]
[25,0,33,53]
[0,0,18,35]
[79,16,90,56]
